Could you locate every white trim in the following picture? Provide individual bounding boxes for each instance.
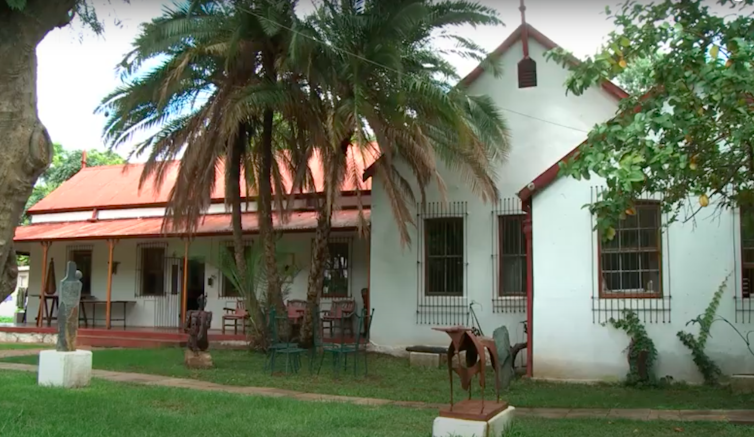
[28,196,371,224]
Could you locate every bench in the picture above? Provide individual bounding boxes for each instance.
[406,345,447,368]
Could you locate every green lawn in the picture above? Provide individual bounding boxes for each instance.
[0,343,48,350]
[0,371,434,437]
[0,371,750,437]
[4,348,753,410]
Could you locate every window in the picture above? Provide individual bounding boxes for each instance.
[600,202,661,298]
[222,245,251,298]
[323,242,349,297]
[425,217,464,296]
[741,207,754,299]
[499,215,527,296]
[517,58,537,88]
[69,249,92,295]
[140,247,165,296]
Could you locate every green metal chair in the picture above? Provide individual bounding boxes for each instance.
[317,307,374,376]
[265,307,305,374]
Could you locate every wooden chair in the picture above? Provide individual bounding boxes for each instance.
[321,299,355,337]
[286,299,307,323]
[222,300,248,334]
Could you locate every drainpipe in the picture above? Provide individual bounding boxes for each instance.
[522,200,534,378]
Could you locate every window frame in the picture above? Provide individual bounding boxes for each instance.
[139,245,166,297]
[220,243,252,298]
[424,217,465,297]
[68,247,93,296]
[740,206,754,299]
[598,201,663,299]
[322,241,351,298]
[498,214,527,297]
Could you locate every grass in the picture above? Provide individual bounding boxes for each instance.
[4,348,753,410]
[0,371,750,437]
[502,419,752,437]
[0,371,434,437]
[0,343,48,350]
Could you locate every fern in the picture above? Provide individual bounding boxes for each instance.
[677,273,730,385]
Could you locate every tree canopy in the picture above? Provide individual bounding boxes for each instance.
[546,0,754,239]
[23,144,124,222]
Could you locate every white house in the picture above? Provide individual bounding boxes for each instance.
[367,21,754,383]
[12,20,754,383]
[14,150,375,332]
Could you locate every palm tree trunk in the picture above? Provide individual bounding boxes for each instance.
[228,129,264,345]
[0,1,75,302]
[299,136,352,346]
[259,108,284,312]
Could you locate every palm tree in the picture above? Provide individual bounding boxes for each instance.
[291,0,511,345]
[97,0,320,344]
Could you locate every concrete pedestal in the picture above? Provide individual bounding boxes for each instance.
[38,350,93,388]
[433,406,515,437]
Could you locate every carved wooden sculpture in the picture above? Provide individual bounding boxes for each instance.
[433,326,506,420]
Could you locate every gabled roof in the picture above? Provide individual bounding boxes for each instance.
[362,23,627,182]
[29,145,378,214]
[458,23,627,99]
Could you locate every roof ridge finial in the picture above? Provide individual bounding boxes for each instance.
[519,0,529,58]
[81,150,87,169]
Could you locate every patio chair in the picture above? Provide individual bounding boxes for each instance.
[321,299,355,338]
[286,299,307,324]
[221,300,248,334]
[318,307,375,377]
[265,307,305,374]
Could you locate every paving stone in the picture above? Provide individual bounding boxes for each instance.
[517,408,570,419]
[677,410,728,422]
[608,409,651,420]
[565,409,609,419]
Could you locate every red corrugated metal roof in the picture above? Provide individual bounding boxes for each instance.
[29,145,377,213]
[14,209,369,242]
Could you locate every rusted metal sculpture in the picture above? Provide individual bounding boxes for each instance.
[185,295,212,352]
[433,326,507,421]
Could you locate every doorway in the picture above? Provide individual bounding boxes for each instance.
[186,259,205,312]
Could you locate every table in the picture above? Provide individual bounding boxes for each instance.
[31,295,134,328]
[79,298,135,328]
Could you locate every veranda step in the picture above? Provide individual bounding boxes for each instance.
[77,336,183,349]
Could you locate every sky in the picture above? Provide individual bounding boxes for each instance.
[34,0,740,162]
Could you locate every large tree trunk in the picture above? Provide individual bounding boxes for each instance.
[298,136,352,347]
[259,107,283,312]
[227,129,264,346]
[0,1,77,302]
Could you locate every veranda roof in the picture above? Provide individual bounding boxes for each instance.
[14,210,369,242]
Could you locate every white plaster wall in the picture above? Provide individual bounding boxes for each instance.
[22,232,369,331]
[0,267,28,318]
[532,175,754,383]
[369,36,618,353]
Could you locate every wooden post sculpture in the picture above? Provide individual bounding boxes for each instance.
[433,326,507,421]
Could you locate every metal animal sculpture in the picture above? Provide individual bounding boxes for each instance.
[433,326,501,413]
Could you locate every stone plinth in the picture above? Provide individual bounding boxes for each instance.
[38,349,92,388]
[409,352,440,368]
[731,374,754,394]
[185,350,214,369]
[433,404,515,437]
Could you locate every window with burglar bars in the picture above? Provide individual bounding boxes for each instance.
[323,239,351,298]
[136,243,167,297]
[220,241,253,298]
[591,187,671,324]
[738,207,754,322]
[599,201,662,298]
[491,198,527,313]
[416,201,469,325]
[67,245,93,296]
